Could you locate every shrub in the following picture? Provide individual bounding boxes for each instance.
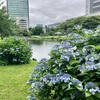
[27,27,100,100]
[0,37,31,65]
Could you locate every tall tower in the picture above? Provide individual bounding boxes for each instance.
[7,0,29,29]
[86,0,100,15]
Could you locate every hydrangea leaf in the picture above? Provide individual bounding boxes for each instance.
[95,92,100,98]
[85,91,91,97]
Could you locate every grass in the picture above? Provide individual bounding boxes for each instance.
[0,61,38,100]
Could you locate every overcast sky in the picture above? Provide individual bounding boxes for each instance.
[29,0,85,26]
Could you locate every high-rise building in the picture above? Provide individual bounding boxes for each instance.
[86,0,100,15]
[7,0,29,29]
[0,0,29,29]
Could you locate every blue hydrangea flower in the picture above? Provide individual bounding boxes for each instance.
[89,88,96,95]
[13,58,17,62]
[61,41,72,49]
[75,50,80,56]
[95,87,100,93]
[31,82,44,88]
[61,53,74,61]
[27,79,34,84]
[34,64,43,71]
[40,58,47,62]
[72,79,83,88]
[78,65,86,72]
[85,82,96,91]
[0,52,3,55]
[50,77,57,84]
[73,34,82,39]
[30,72,40,78]
[60,74,71,83]
[72,79,80,84]
[41,74,51,84]
[95,63,100,69]
[52,44,60,50]
[27,94,36,100]
[85,62,95,70]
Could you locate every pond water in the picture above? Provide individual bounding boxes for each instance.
[29,39,60,61]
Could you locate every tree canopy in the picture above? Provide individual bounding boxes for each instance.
[0,9,18,39]
[31,26,44,35]
[55,16,100,34]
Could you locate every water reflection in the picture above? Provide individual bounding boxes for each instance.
[29,39,60,61]
[29,39,43,45]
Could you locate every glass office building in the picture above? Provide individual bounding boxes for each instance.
[86,0,100,15]
[7,0,29,29]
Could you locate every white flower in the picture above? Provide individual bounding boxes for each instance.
[73,46,77,50]
[68,82,72,89]
[89,88,96,95]
[31,83,35,88]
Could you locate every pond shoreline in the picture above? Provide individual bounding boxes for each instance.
[28,39,60,61]
[23,36,67,41]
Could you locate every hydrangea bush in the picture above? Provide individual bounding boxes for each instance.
[0,37,31,65]
[27,27,100,100]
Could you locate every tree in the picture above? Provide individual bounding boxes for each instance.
[31,26,44,35]
[82,16,100,29]
[0,9,18,39]
[17,29,29,36]
[55,16,100,34]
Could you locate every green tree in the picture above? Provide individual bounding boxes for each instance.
[0,9,18,39]
[82,16,100,29]
[56,16,100,34]
[56,16,85,34]
[32,26,44,35]
[18,29,29,36]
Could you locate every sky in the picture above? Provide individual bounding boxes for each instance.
[29,0,86,26]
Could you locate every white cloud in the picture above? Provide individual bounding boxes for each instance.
[29,0,85,26]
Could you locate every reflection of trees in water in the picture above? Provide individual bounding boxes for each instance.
[29,40,43,45]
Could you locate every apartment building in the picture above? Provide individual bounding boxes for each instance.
[86,0,100,15]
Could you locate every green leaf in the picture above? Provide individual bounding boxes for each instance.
[75,85,83,91]
[69,60,80,66]
[66,65,73,70]
[96,72,100,75]
[51,90,55,95]
[95,92,100,98]
[86,97,94,100]
[66,87,74,91]
[62,83,67,89]
[62,97,70,100]
[85,91,91,97]
[59,90,63,96]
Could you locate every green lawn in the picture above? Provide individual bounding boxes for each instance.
[0,61,38,100]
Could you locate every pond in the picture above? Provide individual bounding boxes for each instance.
[29,39,60,61]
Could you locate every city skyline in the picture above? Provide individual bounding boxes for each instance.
[1,0,86,27]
